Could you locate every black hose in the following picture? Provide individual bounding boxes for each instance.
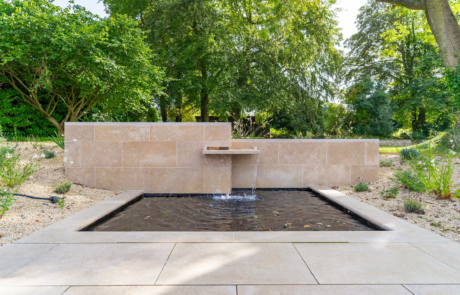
[14,194,58,204]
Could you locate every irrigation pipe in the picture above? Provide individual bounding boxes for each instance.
[14,194,58,204]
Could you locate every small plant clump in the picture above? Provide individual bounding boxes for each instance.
[42,149,56,159]
[404,199,425,214]
[400,148,420,160]
[354,180,369,192]
[381,187,399,199]
[379,159,393,167]
[0,188,15,218]
[55,181,72,194]
[391,169,425,192]
[51,131,65,150]
[57,197,65,210]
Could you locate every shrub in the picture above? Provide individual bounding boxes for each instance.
[379,159,393,167]
[0,153,39,188]
[391,169,425,192]
[354,180,369,192]
[408,143,460,199]
[55,181,72,194]
[404,199,425,214]
[0,188,15,218]
[400,148,420,160]
[381,187,399,199]
[42,149,56,159]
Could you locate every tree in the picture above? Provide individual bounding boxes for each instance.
[103,0,342,128]
[376,0,460,70]
[345,78,396,137]
[0,0,163,134]
[345,2,453,135]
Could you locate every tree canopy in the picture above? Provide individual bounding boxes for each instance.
[103,0,342,132]
[0,0,164,134]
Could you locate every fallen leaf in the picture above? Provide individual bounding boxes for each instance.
[144,216,150,219]
[272,211,279,214]
[304,225,311,228]
[35,220,39,222]
[317,223,323,225]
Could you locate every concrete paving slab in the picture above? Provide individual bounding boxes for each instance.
[237,285,412,295]
[411,243,460,271]
[156,243,317,285]
[0,286,68,295]
[64,286,237,295]
[404,285,460,295]
[0,243,174,286]
[0,244,56,278]
[295,243,460,284]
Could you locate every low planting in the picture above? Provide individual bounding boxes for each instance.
[354,180,369,192]
[55,181,72,194]
[381,187,399,199]
[391,169,425,192]
[404,199,425,214]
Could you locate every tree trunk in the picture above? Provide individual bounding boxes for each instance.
[159,96,168,122]
[378,0,460,70]
[201,92,209,122]
[200,68,209,122]
[425,0,460,70]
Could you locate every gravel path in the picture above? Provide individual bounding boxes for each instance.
[0,142,120,247]
[338,154,460,243]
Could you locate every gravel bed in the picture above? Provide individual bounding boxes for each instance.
[0,142,120,247]
[337,154,460,243]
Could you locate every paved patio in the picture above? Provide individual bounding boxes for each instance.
[2,188,460,294]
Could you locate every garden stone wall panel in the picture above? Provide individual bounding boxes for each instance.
[65,123,379,192]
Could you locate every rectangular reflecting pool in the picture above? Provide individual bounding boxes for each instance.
[84,189,381,232]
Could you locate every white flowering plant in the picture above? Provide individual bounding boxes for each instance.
[408,142,460,199]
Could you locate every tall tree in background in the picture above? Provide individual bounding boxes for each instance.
[345,2,453,135]
[103,0,341,130]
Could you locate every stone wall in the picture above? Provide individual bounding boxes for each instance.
[65,123,379,193]
[232,139,379,188]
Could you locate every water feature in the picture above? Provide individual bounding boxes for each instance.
[84,190,380,232]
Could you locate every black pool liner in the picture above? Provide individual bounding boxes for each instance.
[81,188,383,232]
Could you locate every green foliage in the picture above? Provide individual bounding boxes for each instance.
[344,78,395,137]
[379,159,393,167]
[354,180,369,192]
[51,132,65,150]
[103,0,341,126]
[391,169,425,192]
[43,150,56,159]
[345,3,454,136]
[404,199,425,214]
[0,153,39,188]
[55,181,72,195]
[407,143,460,198]
[0,0,164,134]
[323,103,353,136]
[0,87,59,137]
[0,188,15,218]
[400,147,420,160]
[381,186,399,199]
[57,197,65,210]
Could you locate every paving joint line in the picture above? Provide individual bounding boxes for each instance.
[402,284,416,295]
[61,286,72,294]
[408,243,460,273]
[154,243,177,285]
[292,243,319,285]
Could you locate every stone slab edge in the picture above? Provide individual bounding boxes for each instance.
[13,188,453,244]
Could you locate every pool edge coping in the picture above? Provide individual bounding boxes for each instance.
[12,189,454,244]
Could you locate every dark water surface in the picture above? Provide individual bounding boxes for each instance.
[86,190,378,232]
